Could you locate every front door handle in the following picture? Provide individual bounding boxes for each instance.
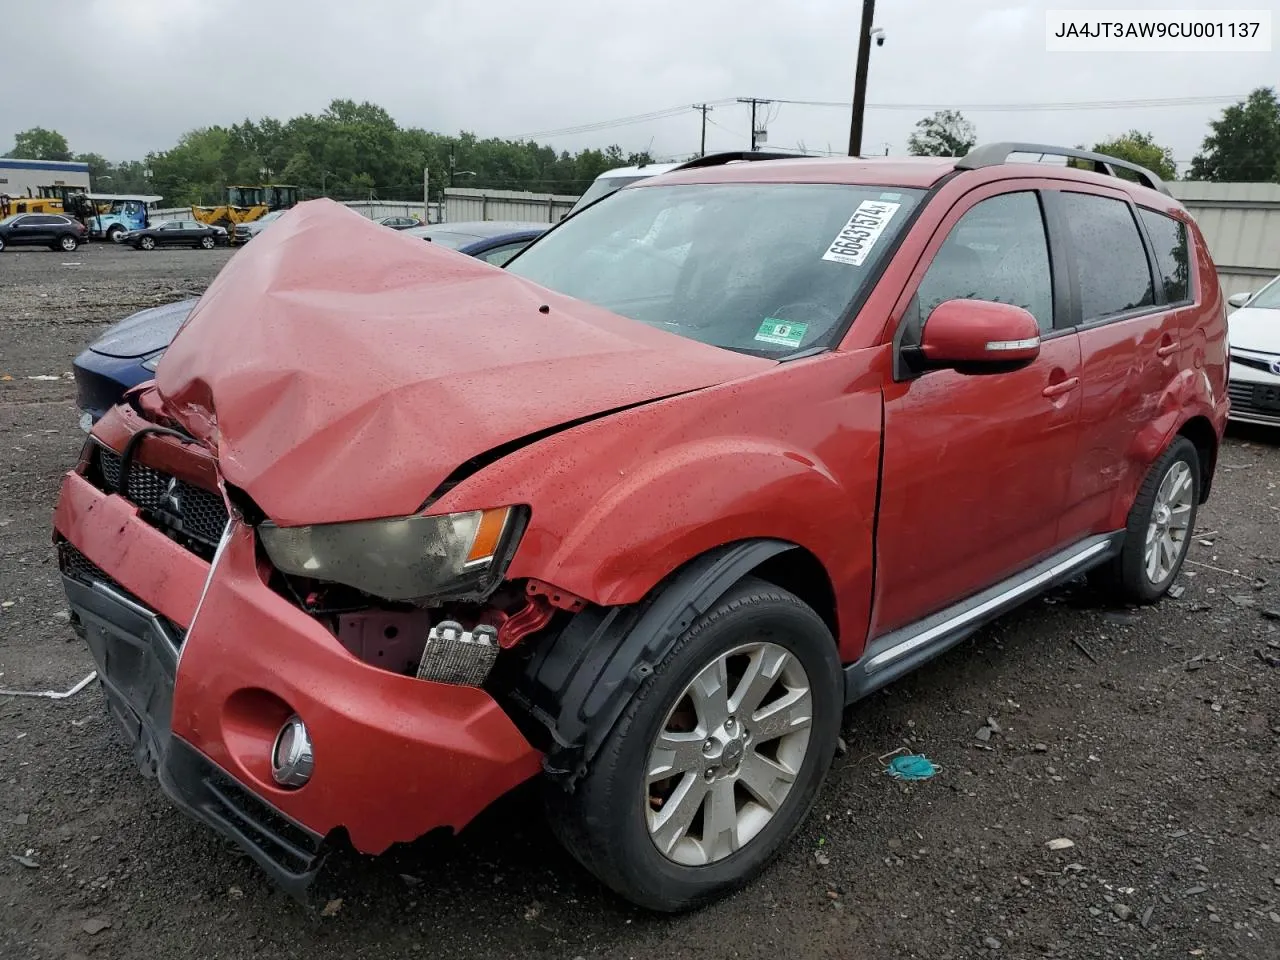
[1042,377,1079,399]
[1156,341,1178,358]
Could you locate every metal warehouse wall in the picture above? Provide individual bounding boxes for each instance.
[1168,181,1280,301]
[151,200,442,223]
[443,188,577,224]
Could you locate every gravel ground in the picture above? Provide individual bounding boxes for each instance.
[1,243,1278,959]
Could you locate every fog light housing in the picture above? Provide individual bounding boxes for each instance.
[271,715,314,788]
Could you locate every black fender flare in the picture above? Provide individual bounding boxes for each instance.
[509,539,797,791]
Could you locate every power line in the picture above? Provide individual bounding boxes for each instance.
[767,93,1249,112]
[511,100,735,140]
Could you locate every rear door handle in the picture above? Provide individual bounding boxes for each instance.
[1042,377,1079,398]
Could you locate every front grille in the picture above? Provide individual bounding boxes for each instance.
[1228,380,1280,421]
[59,540,121,590]
[58,540,188,647]
[95,446,229,554]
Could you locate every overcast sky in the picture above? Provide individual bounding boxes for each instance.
[6,0,1277,175]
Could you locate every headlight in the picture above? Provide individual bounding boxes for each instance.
[140,350,165,371]
[258,507,521,602]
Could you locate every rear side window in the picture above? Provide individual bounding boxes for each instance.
[1059,192,1154,321]
[917,191,1054,332]
[1139,208,1191,303]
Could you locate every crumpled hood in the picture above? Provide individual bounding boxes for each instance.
[156,200,767,526]
[1228,306,1280,353]
[89,298,198,358]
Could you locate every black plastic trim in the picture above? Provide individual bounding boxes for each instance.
[510,539,796,789]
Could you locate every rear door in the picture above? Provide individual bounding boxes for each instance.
[873,184,1083,635]
[1051,187,1185,539]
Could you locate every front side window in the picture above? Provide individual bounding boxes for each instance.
[509,182,925,356]
[916,191,1054,332]
[1060,192,1155,321]
[1138,208,1191,304]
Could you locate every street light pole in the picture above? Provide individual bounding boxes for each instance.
[847,0,877,157]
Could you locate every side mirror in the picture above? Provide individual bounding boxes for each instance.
[918,299,1041,374]
[1227,291,1252,309]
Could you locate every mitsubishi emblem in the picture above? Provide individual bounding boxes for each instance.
[161,477,183,516]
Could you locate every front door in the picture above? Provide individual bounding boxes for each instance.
[872,186,1082,635]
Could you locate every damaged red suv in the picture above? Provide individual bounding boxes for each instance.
[54,143,1227,911]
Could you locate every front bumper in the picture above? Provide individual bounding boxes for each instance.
[53,433,542,891]
[1228,359,1280,426]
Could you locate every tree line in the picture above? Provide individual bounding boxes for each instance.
[4,100,653,206]
[6,88,1280,207]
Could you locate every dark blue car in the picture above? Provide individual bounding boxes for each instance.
[73,221,547,427]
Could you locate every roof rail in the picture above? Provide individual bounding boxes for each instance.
[955,142,1171,196]
[673,150,812,170]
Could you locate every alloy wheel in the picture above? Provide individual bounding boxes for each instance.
[1144,460,1193,584]
[645,641,813,866]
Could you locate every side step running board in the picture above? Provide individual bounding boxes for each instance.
[844,532,1123,704]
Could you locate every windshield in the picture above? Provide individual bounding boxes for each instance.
[1248,275,1280,310]
[569,175,649,214]
[0,214,20,226]
[509,182,924,356]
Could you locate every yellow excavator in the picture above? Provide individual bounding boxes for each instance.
[191,184,300,239]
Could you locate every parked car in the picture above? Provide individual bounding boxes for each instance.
[375,215,422,230]
[233,209,288,243]
[0,212,86,252]
[53,145,1226,912]
[403,220,547,265]
[122,219,228,250]
[1225,273,1280,425]
[72,222,547,425]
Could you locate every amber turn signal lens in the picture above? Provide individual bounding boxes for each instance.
[466,507,510,564]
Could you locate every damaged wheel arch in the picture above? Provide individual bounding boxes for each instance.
[509,537,837,790]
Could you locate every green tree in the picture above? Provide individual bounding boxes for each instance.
[907,110,976,157]
[1188,87,1280,182]
[1090,131,1177,182]
[74,152,112,183]
[6,126,72,161]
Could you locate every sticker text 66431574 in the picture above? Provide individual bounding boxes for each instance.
[822,200,902,267]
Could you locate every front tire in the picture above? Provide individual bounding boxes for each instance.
[1093,437,1200,603]
[107,225,124,243]
[546,577,842,912]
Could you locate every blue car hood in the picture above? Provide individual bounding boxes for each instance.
[89,298,198,359]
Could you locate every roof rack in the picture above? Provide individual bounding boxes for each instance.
[673,150,812,170]
[955,142,1170,196]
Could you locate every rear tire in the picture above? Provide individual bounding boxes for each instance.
[59,235,78,252]
[199,235,215,250]
[139,236,155,251]
[1091,437,1200,604]
[545,576,842,912]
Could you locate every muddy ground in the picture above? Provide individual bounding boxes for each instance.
[1,242,1277,959]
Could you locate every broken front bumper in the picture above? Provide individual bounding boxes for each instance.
[53,457,542,893]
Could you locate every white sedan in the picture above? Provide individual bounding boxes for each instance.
[1228,274,1280,426]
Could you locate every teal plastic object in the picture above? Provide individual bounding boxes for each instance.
[885,754,937,781]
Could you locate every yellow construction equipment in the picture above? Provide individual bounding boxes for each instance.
[191,185,300,236]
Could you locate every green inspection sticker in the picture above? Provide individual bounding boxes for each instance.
[754,318,808,347]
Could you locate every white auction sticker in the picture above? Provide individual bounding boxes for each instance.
[822,200,901,267]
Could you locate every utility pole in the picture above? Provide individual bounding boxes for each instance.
[736,98,771,151]
[847,0,877,157]
[448,144,456,188]
[694,104,712,156]
[422,165,429,221]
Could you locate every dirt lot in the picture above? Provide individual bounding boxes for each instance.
[1,242,1278,959]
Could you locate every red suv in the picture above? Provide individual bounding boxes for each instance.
[53,143,1227,911]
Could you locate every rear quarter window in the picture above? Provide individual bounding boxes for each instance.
[1059,192,1155,322]
[1138,208,1191,304]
